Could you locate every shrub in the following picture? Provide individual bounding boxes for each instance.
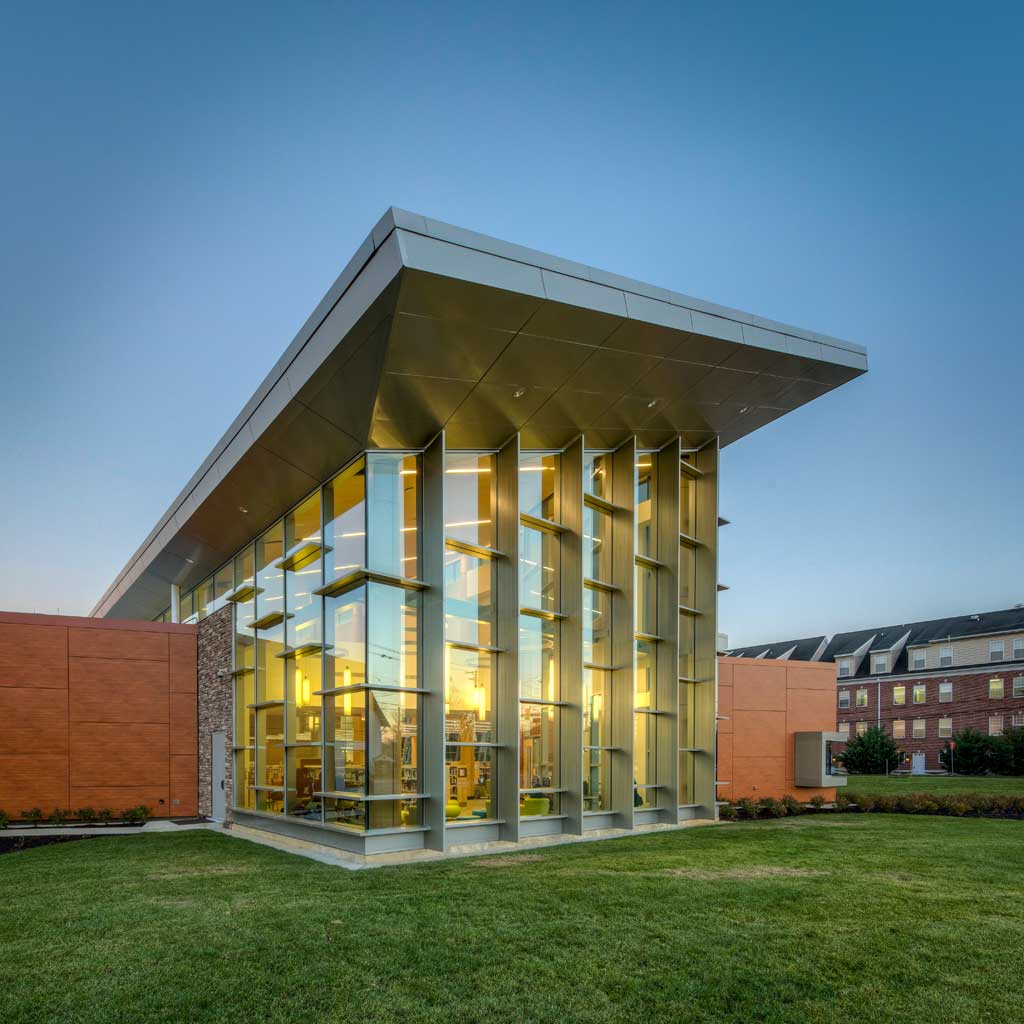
[856,794,875,813]
[939,728,991,775]
[758,797,786,818]
[49,808,70,825]
[718,803,737,821]
[122,805,152,825]
[0,810,9,830]
[97,808,115,823]
[834,792,851,812]
[808,795,826,810]
[21,807,43,826]
[75,807,97,824]
[781,795,803,816]
[874,795,897,813]
[736,797,759,820]
[837,726,904,775]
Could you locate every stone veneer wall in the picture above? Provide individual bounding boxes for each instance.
[197,605,233,818]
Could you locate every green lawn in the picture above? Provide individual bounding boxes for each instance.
[844,774,1024,796]
[2,817,1023,1023]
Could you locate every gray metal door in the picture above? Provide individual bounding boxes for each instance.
[211,731,227,821]
[911,752,926,775]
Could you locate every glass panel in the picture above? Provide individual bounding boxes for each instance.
[234,545,255,591]
[635,639,655,709]
[519,524,559,612]
[583,505,611,582]
[195,578,213,621]
[520,703,558,789]
[636,563,657,634]
[324,689,366,793]
[445,452,495,549]
[367,453,419,578]
[287,650,322,744]
[584,452,609,499]
[679,681,696,748]
[235,670,255,747]
[521,791,560,816]
[211,563,234,614]
[179,589,196,625]
[680,470,695,536]
[325,586,367,689]
[234,749,255,810]
[679,613,696,678]
[679,544,696,608]
[367,689,418,795]
[324,459,366,581]
[446,745,494,820]
[255,705,285,813]
[368,585,419,689]
[324,796,365,830]
[679,750,695,804]
[284,492,322,556]
[636,457,655,558]
[583,669,610,748]
[519,615,558,702]
[255,522,285,620]
[445,648,494,742]
[286,746,322,818]
[255,623,285,703]
[583,587,611,666]
[583,749,611,811]
[635,785,658,810]
[444,549,494,647]
[368,799,420,829]
[520,452,559,520]
[634,715,656,789]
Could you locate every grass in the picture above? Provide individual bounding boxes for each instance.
[844,774,1024,796]
[2,816,1023,1023]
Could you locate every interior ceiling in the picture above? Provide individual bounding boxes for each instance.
[99,247,865,623]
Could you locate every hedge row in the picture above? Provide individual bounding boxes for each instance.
[0,806,153,829]
[719,792,1024,821]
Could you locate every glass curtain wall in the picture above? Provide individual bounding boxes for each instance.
[230,452,422,831]
[444,453,498,823]
[634,453,659,809]
[519,452,562,817]
[679,455,702,805]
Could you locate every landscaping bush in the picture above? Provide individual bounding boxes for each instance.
[718,803,737,821]
[122,805,153,825]
[49,808,71,825]
[781,794,803,816]
[834,792,850,812]
[0,810,9,830]
[75,807,97,824]
[757,797,786,818]
[939,728,991,775]
[97,808,115,823]
[808,795,826,810]
[837,726,904,775]
[21,808,43,827]
[736,797,759,820]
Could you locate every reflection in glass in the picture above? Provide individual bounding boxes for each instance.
[679,750,695,805]
[520,703,557,789]
[446,744,493,820]
[583,749,611,812]
[583,505,611,582]
[234,749,255,810]
[256,623,285,702]
[444,452,495,549]
[324,796,365,830]
[367,453,419,578]
[679,682,695,748]
[583,669,610,748]
[679,543,696,608]
[234,545,255,590]
[634,713,656,788]
[521,791,560,816]
[287,651,322,744]
[211,563,234,614]
[179,589,196,625]
[284,492,321,554]
[324,459,366,581]
[680,469,695,537]
[636,564,657,635]
[235,669,255,747]
[679,614,696,679]
[520,452,559,520]
[325,586,367,689]
[444,549,493,647]
[195,578,214,621]
[445,648,494,741]
[287,745,322,818]
[583,587,611,666]
[519,524,558,612]
[635,640,655,710]
[366,689,418,795]
[368,585,419,688]
[636,458,655,557]
[324,689,366,793]
[519,615,558,702]
[584,452,609,499]
[255,705,285,813]
[255,522,285,619]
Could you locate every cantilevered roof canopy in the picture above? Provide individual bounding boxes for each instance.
[93,208,867,620]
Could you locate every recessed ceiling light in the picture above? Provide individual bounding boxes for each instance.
[239,506,249,514]
[513,388,526,399]
[647,399,657,409]
[185,557,195,564]
[739,406,750,415]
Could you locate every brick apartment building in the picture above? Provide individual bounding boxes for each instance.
[727,607,1024,773]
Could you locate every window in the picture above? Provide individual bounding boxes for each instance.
[838,691,851,710]
[938,718,953,738]
[913,719,926,739]
[838,721,850,738]
[855,721,868,736]
[913,684,926,705]
[990,639,1005,663]
[519,524,559,613]
[635,457,655,558]
[892,686,906,706]
[1012,713,1024,728]
[911,649,926,670]
[837,659,852,679]
[519,452,558,521]
[1014,676,1024,698]
[871,654,888,674]
[892,719,906,739]
[939,681,953,703]
[324,459,366,581]
[445,452,495,548]
[990,678,1005,699]
[583,505,612,583]
[939,646,953,668]
[1014,638,1024,662]
[856,688,868,708]
[989,715,1004,737]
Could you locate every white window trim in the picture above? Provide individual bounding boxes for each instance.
[911,651,926,670]
[990,639,1005,662]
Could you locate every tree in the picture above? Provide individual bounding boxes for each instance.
[837,726,903,775]
[939,727,991,775]
[1004,726,1024,775]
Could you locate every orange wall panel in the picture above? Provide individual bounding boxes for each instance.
[69,786,170,815]
[170,755,199,816]
[68,627,168,662]
[717,681,734,720]
[733,709,787,759]
[0,688,68,754]
[169,634,198,693]
[169,691,198,756]
[69,658,169,724]
[732,662,787,711]
[731,755,787,798]
[0,622,68,689]
[70,722,170,787]
[0,754,69,816]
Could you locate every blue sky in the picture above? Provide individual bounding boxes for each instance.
[1,3,1021,644]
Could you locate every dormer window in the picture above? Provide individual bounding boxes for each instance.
[911,650,926,670]
[837,659,852,679]
[871,654,888,674]
[1014,638,1024,661]
[939,646,953,668]
[990,639,1005,663]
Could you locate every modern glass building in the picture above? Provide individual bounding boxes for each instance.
[93,209,866,855]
